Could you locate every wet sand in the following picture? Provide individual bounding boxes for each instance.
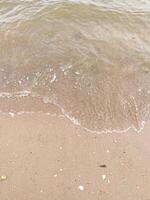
[0,114,150,200]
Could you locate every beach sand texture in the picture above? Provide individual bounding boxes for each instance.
[0,114,150,200]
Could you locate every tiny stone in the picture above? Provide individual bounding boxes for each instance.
[0,175,7,181]
[102,175,106,180]
[114,139,118,144]
[99,164,107,168]
[9,112,15,117]
[78,185,84,191]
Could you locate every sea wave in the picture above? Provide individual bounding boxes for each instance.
[0,0,150,133]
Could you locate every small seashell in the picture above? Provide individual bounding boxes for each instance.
[0,175,7,181]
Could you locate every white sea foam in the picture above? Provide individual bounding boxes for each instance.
[0,91,31,98]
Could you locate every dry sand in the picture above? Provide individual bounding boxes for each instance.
[0,114,150,200]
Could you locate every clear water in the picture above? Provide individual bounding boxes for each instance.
[0,0,150,133]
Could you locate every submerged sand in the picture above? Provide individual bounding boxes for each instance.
[1,1,150,133]
[0,114,150,200]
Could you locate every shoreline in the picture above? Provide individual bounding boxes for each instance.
[0,110,148,134]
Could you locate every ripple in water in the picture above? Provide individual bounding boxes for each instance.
[0,0,150,133]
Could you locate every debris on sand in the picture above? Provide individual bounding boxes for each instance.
[99,165,107,168]
[0,175,7,181]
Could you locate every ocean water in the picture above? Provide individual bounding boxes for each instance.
[0,0,150,133]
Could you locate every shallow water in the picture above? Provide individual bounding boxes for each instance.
[0,0,150,133]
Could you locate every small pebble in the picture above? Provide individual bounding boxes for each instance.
[0,175,7,181]
[99,164,107,168]
[9,112,15,117]
[113,139,118,144]
[78,185,84,191]
[102,175,106,180]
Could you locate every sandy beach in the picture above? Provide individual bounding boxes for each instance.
[0,114,150,200]
[1,0,150,199]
